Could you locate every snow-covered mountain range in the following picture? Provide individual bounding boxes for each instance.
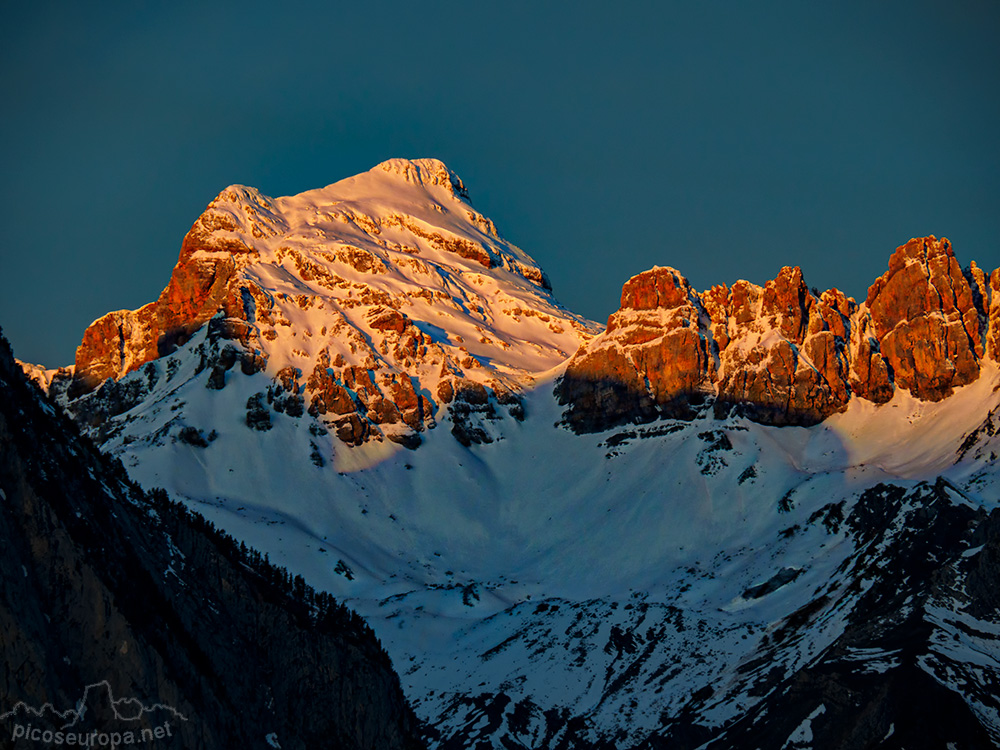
[24,159,1000,748]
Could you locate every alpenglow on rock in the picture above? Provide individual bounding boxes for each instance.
[866,236,986,401]
[50,156,999,444]
[65,158,599,447]
[558,235,998,431]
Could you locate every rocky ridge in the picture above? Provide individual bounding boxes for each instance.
[559,236,998,431]
[47,162,998,446]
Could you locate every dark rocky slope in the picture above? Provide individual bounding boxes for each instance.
[638,480,1000,749]
[421,480,1000,750]
[0,329,424,749]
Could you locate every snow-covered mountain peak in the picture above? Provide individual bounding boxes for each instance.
[62,160,600,450]
[371,157,471,199]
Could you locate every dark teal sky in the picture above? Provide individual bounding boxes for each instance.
[2,1,998,367]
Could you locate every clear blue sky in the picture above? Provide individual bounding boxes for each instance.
[2,1,998,367]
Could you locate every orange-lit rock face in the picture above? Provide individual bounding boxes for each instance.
[966,260,989,357]
[560,265,855,429]
[559,267,712,431]
[618,266,691,311]
[72,249,241,394]
[611,268,712,405]
[63,160,598,448]
[988,268,1000,361]
[848,310,894,404]
[154,190,269,352]
[712,267,852,425]
[72,193,259,394]
[156,254,238,350]
[560,236,999,432]
[759,266,810,343]
[866,237,982,401]
[70,195,1000,441]
[71,304,160,395]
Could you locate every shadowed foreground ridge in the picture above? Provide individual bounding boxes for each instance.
[558,236,1000,432]
[0,328,424,750]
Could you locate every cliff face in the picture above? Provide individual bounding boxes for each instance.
[0,330,424,750]
[559,236,997,431]
[68,187,266,397]
[866,236,985,401]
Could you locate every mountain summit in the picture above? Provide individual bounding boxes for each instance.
[21,162,1000,749]
[67,158,598,447]
[57,162,1000,450]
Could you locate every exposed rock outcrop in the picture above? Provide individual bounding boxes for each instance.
[71,304,160,397]
[989,268,1000,361]
[866,236,983,401]
[70,187,270,396]
[713,267,852,426]
[847,309,894,404]
[559,265,855,429]
[559,236,999,431]
[559,268,712,432]
[58,165,997,443]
